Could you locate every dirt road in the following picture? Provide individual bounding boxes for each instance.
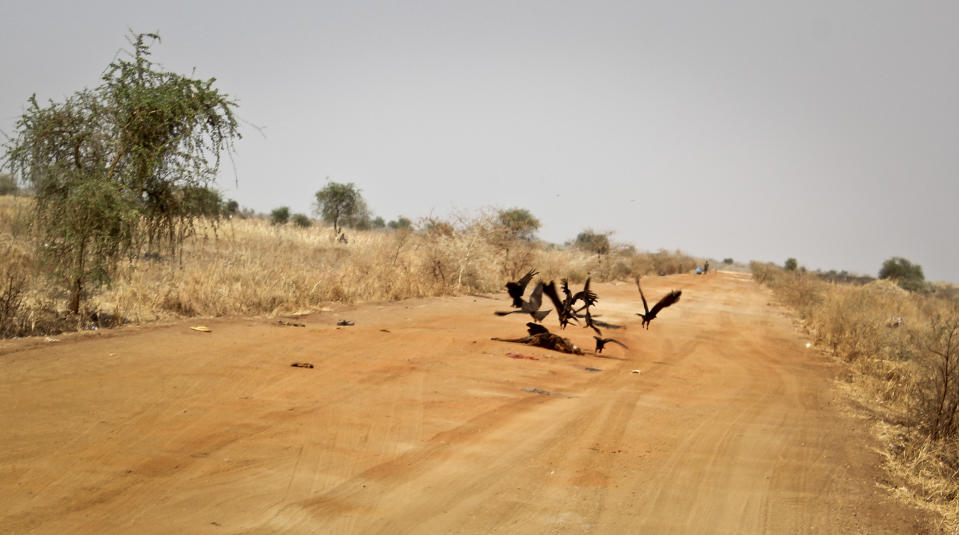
[0,272,929,533]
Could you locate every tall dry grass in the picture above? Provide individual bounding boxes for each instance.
[753,262,959,531]
[0,195,701,336]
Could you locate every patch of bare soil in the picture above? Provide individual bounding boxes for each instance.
[0,272,933,533]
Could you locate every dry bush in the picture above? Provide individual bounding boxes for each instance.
[912,303,959,441]
[749,261,779,285]
[0,199,702,335]
[881,432,959,532]
[753,260,959,529]
[812,281,916,362]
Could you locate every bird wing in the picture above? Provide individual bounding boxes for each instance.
[648,290,682,317]
[525,281,545,311]
[573,277,598,308]
[517,268,537,291]
[506,268,538,307]
[542,281,568,318]
[637,278,650,315]
[561,278,573,300]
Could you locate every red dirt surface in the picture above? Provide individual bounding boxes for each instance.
[0,272,931,533]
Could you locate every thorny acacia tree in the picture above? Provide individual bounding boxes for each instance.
[3,33,239,314]
[314,181,368,235]
[497,207,540,241]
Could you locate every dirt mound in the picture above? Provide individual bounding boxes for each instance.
[863,278,910,297]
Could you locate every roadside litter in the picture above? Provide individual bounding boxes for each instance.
[290,362,314,368]
[337,320,355,326]
[190,326,211,333]
[278,320,305,327]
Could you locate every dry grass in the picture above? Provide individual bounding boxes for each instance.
[755,262,959,531]
[0,195,701,336]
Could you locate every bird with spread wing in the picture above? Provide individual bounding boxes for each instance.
[635,276,681,330]
[505,268,538,308]
[495,280,551,322]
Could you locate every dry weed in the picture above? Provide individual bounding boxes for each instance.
[754,261,959,531]
[0,202,701,336]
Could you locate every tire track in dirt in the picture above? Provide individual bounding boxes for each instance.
[0,273,932,534]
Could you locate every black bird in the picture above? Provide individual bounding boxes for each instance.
[635,276,681,329]
[496,281,551,322]
[593,336,628,353]
[571,277,598,312]
[506,268,538,308]
[582,308,604,336]
[526,322,550,336]
[543,280,576,329]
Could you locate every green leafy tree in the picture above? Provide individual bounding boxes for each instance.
[0,173,18,196]
[784,258,798,271]
[497,207,540,241]
[723,258,734,264]
[270,206,291,226]
[291,213,312,228]
[314,181,368,234]
[3,32,240,314]
[180,186,223,219]
[222,199,239,218]
[879,256,927,292]
[388,216,412,230]
[574,229,610,255]
[371,216,386,229]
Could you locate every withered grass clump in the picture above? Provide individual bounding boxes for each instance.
[753,262,959,529]
[0,196,700,336]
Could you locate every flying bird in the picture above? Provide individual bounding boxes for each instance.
[543,280,577,329]
[571,277,598,312]
[635,276,681,330]
[496,281,551,322]
[506,268,538,308]
[593,336,628,353]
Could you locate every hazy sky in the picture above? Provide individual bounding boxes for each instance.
[2,1,957,282]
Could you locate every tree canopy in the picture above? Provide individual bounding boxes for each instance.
[270,206,291,225]
[573,229,611,255]
[2,32,240,313]
[313,181,368,234]
[879,256,927,292]
[497,207,540,241]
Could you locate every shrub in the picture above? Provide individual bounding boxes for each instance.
[913,304,959,440]
[291,213,312,228]
[270,207,290,226]
[497,207,540,241]
[573,229,610,255]
[0,173,18,196]
[880,256,928,293]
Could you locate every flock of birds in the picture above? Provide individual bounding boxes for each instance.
[493,269,682,354]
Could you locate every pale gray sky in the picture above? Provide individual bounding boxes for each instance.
[2,1,957,282]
